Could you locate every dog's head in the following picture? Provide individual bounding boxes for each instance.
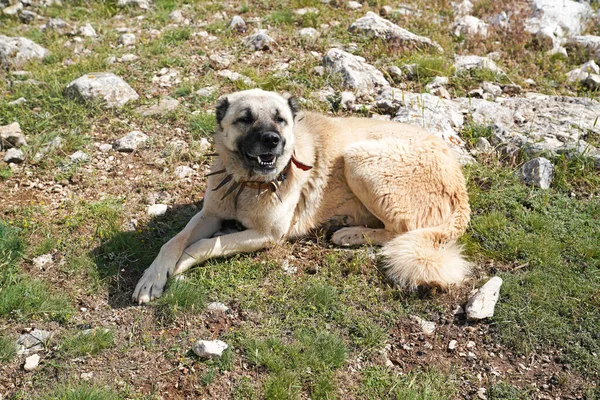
[214,89,299,180]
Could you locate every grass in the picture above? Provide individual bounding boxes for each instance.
[359,367,457,399]
[37,384,121,400]
[60,328,115,357]
[0,335,16,363]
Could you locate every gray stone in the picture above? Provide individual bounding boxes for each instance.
[295,7,318,15]
[33,254,53,269]
[65,72,139,108]
[8,97,26,106]
[451,0,473,16]
[80,372,94,381]
[24,354,40,371]
[117,53,139,63]
[78,23,97,37]
[136,96,179,116]
[70,150,90,162]
[2,2,22,15]
[208,53,233,69]
[168,9,185,24]
[192,340,228,359]
[584,73,600,90]
[566,68,588,83]
[174,165,194,179]
[195,86,217,97]
[242,31,276,51]
[323,48,389,93]
[340,91,356,110]
[229,15,246,32]
[19,10,40,23]
[481,81,502,97]
[0,35,49,67]
[386,65,403,83]
[118,33,136,46]
[206,302,229,312]
[448,340,458,350]
[117,0,150,9]
[217,70,255,86]
[452,15,488,38]
[475,137,493,152]
[465,276,503,320]
[17,329,51,355]
[0,122,26,149]
[425,76,449,91]
[519,157,554,189]
[567,35,600,63]
[380,5,393,16]
[114,130,148,152]
[349,12,443,53]
[502,84,522,96]
[581,60,600,75]
[525,0,592,43]
[347,1,362,10]
[454,55,504,75]
[299,27,320,40]
[147,204,168,216]
[4,148,24,163]
[98,143,112,152]
[410,315,436,335]
[490,11,509,29]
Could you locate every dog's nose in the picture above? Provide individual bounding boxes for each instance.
[260,131,281,149]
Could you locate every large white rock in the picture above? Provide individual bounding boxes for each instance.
[17,329,52,355]
[242,30,276,51]
[323,48,389,93]
[0,35,50,67]
[454,55,504,75]
[452,15,488,38]
[113,130,148,152]
[4,148,24,163]
[525,0,592,45]
[192,340,228,359]
[24,354,40,371]
[65,73,139,108]
[147,204,168,216]
[349,12,443,53]
[0,122,26,149]
[465,276,503,320]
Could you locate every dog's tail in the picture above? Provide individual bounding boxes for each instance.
[381,196,471,289]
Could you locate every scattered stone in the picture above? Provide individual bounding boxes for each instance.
[453,305,465,315]
[24,354,40,371]
[323,48,389,93]
[65,72,139,108]
[0,35,50,67]
[113,130,148,152]
[349,12,443,53]
[0,122,26,149]
[448,340,458,350]
[2,2,23,15]
[452,0,473,16]
[4,148,24,164]
[566,35,600,63]
[454,55,504,75]
[340,91,356,110]
[98,143,112,153]
[195,86,217,98]
[147,204,168,217]
[8,97,26,106]
[481,81,502,97]
[33,254,53,269]
[152,68,180,87]
[584,74,600,89]
[198,137,212,153]
[242,30,276,51]
[386,65,403,83]
[229,15,246,32]
[465,276,503,320]
[136,96,179,116]
[410,315,436,335]
[581,60,600,75]
[299,27,320,40]
[501,84,522,96]
[78,23,97,37]
[20,10,41,23]
[347,1,362,10]
[490,11,509,29]
[208,53,233,69]
[524,78,536,86]
[518,157,554,189]
[217,70,255,86]
[425,76,449,92]
[475,137,493,152]
[206,302,229,312]
[452,15,488,38]
[192,340,228,359]
[295,7,318,15]
[118,33,136,46]
[525,0,592,46]
[118,53,139,63]
[477,387,487,400]
[174,165,194,179]
[117,0,151,9]
[70,150,90,162]
[33,136,63,162]
[466,340,476,349]
[80,372,94,381]
[168,9,185,24]
[380,5,393,16]
[17,329,51,355]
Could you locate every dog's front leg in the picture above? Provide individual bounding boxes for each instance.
[172,229,280,274]
[133,210,222,304]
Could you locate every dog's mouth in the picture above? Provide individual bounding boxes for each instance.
[243,152,278,172]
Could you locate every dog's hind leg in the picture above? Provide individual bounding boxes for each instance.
[331,226,395,246]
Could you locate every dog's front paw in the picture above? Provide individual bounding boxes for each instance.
[132,266,169,304]
[331,227,367,247]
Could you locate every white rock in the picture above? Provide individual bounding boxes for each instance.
[195,86,217,97]
[70,150,90,162]
[567,35,600,63]
[0,35,50,67]
[349,12,443,53]
[347,1,362,10]
[192,340,228,359]
[98,143,112,152]
[465,276,503,320]
[198,137,212,153]
[117,0,151,9]
[229,15,246,32]
[525,0,592,42]
[80,372,94,381]
[584,74,600,89]
[340,91,356,110]
[466,340,476,348]
[206,302,229,312]
[147,204,168,216]
[217,70,255,86]
[118,33,136,46]
[242,30,276,51]
[17,330,51,355]
[581,60,600,75]
[65,72,139,108]
[118,53,139,63]
[0,122,26,149]
[448,340,458,350]
[518,157,554,189]
[425,76,449,90]
[454,55,504,75]
[33,136,63,162]
[295,7,318,15]
[323,48,389,94]
[8,97,26,106]
[490,11,509,29]
[24,354,40,371]
[299,27,320,40]
[33,254,53,269]
[410,315,436,335]
[566,68,588,83]
[452,15,488,38]
[113,130,148,152]
[451,0,473,16]
[481,81,502,97]
[168,9,185,23]
[174,165,194,179]
[136,96,179,116]
[4,148,24,163]
[78,23,97,37]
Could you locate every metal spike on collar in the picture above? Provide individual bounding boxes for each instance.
[213,174,233,191]
[205,168,227,177]
[220,181,240,200]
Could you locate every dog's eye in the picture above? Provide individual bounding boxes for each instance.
[275,116,287,124]
[236,114,253,124]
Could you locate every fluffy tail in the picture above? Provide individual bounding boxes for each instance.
[381,200,470,289]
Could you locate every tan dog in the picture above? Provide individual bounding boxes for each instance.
[133,89,470,303]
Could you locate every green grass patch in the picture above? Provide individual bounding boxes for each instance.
[0,335,16,363]
[189,113,217,139]
[246,330,346,399]
[155,279,206,314]
[60,328,115,357]
[358,366,457,399]
[487,383,533,400]
[37,383,121,400]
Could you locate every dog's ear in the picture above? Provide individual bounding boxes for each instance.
[287,96,299,119]
[215,97,229,125]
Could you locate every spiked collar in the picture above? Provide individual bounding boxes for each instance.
[206,153,312,204]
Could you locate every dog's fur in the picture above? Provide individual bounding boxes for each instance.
[133,89,470,303]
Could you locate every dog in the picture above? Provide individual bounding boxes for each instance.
[133,89,470,303]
